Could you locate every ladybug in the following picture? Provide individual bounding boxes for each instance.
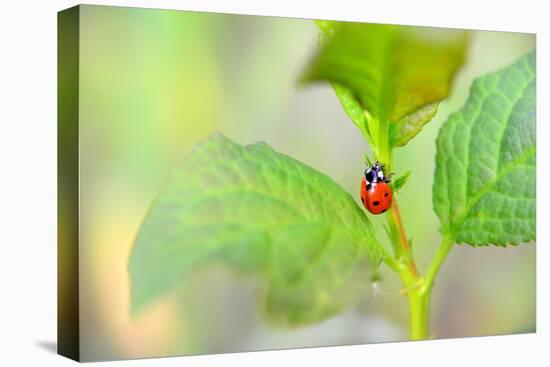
[360,162,392,215]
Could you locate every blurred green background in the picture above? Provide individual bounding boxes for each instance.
[75,5,535,361]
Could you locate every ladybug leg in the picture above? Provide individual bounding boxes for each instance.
[384,173,394,183]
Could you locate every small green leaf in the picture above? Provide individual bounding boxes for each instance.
[302,21,466,146]
[391,171,412,192]
[390,103,439,147]
[129,134,383,326]
[433,51,536,246]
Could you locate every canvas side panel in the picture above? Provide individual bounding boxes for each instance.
[57,5,80,362]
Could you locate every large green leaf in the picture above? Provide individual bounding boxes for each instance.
[302,21,466,147]
[129,134,383,326]
[433,51,536,246]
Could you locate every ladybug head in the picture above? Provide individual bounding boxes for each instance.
[364,167,378,184]
[365,161,390,184]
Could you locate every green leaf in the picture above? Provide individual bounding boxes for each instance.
[332,82,370,139]
[129,134,383,326]
[302,21,466,147]
[433,51,536,246]
[314,21,370,139]
[390,103,439,147]
[391,171,412,192]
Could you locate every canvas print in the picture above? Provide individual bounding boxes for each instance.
[58,4,536,362]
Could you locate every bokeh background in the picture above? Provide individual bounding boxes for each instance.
[75,5,535,361]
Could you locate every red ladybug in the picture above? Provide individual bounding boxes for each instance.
[360,162,392,215]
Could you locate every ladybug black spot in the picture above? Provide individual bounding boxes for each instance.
[373,201,380,206]
[384,192,389,197]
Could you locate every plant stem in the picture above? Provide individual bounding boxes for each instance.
[404,235,454,340]
[407,287,431,340]
[386,194,434,340]
[379,247,400,273]
[423,234,454,292]
[398,233,454,340]
[373,123,442,341]
[389,199,419,278]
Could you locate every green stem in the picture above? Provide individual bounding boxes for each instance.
[389,199,419,277]
[408,287,431,340]
[423,234,454,292]
[403,234,454,340]
[386,195,429,340]
[380,247,400,273]
[370,118,453,341]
